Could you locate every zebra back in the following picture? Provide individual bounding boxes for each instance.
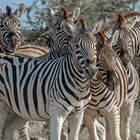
[0,4,24,54]
[15,44,49,57]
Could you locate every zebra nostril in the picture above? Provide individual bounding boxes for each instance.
[8,31,16,37]
[85,67,96,78]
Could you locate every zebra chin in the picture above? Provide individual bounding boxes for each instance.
[84,67,97,79]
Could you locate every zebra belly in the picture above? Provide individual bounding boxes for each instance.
[5,94,50,120]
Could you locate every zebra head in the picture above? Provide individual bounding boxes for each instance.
[47,6,80,55]
[74,18,98,79]
[0,4,24,54]
[95,31,120,91]
[106,13,139,67]
[47,5,80,36]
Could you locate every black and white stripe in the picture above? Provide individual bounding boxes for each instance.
[89,15,140,140]
[83,30,128,140]
[0,18,98,140]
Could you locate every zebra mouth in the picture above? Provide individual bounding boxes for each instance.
[84,68,97,79]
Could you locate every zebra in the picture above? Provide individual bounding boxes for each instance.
[0,7,80,140]
[0,16,98,140]
[86,15,140,140]
[104,14,140,140]
[62,17,127,140]
[85,31,127,140]
[0,4,25,54]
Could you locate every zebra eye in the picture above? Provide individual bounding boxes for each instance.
[86,59,90,65]
[56,26,61,30]
[120,49,124,57]
[75,44,79,49]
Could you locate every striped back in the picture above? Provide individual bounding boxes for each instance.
[15,44,49,57]
[0,4,24,54]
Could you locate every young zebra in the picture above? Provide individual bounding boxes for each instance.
[83,29,127,140]
[0,4,25,54]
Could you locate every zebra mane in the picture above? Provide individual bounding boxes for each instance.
[6,5,12,16]
[123,12,140,19]
[97,31,106,46]
[116,13,125,27]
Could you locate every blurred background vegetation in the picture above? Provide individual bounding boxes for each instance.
[20,0,140,46]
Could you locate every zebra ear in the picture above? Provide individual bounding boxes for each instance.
[60,5,68,19]
[108,30,119,47]
[72,7,80,22]
[6,5,12,16]
[79,17,86,30]
[47,7,56,17]
[106,17,114,29]
[13,3,25,17]
[92,20,102,34]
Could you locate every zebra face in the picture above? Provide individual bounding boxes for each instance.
[106,13,139,66]
[112,29,133,67]
[75,33,98,79]
[0,16,21,52]
[0,5,24,54]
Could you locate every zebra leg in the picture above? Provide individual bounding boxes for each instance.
[105,107,121,140]
[83,112,96,140]
[18,121,29,140]
[105,117,112,140]
[61,127,68,140]
[94,117,106,140]
[0,101,9,140]
[2,112,29,140]
[120,102,134,140]
[49,109,67,140]
[44,120,68,140]
[83,111,105,140]
[68,111,84,140]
